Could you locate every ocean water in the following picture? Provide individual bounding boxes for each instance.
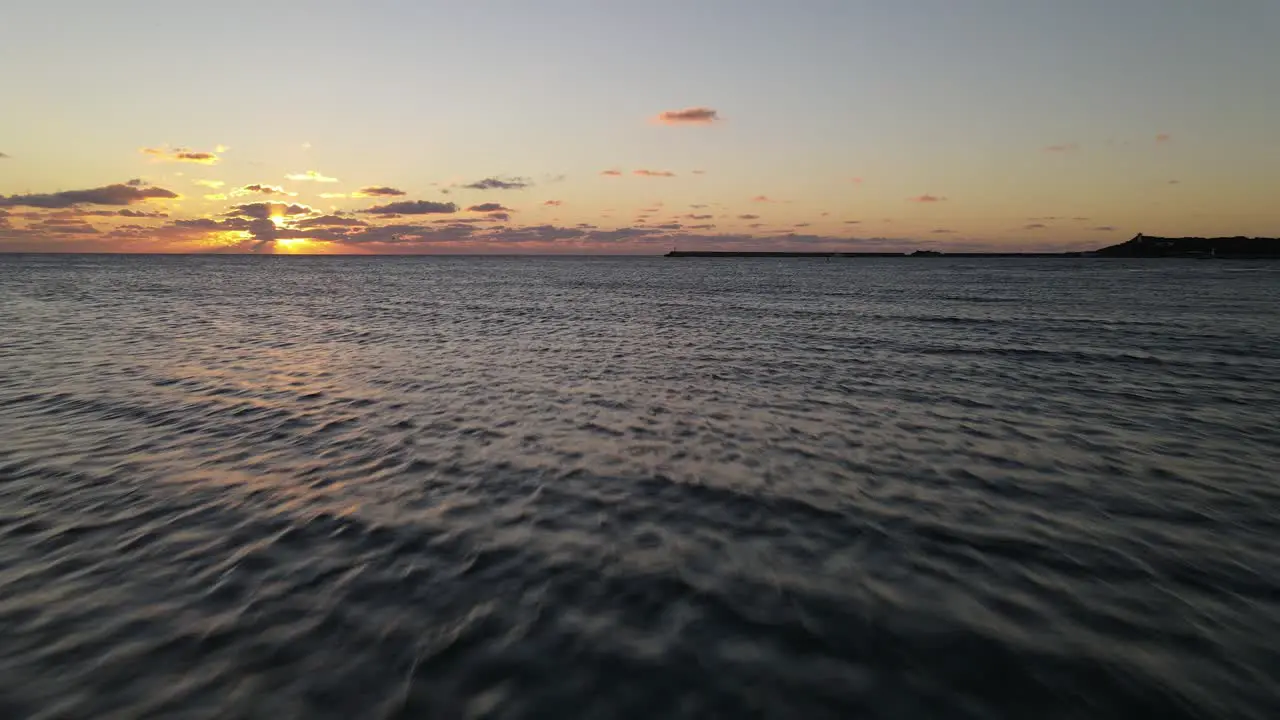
[1,254,1278,719]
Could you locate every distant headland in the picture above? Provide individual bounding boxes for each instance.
[665,234,1280,259]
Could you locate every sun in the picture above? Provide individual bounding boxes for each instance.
[269,214,286,228]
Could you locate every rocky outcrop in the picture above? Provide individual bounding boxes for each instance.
[1096,234,1280,258]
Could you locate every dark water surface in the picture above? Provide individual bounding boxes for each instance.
[1,255,1278,719]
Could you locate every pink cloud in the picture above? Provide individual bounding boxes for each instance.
[750,195,775,203]
[543,200,563,206]
[851,177,864,185]
[908,194,946,203]
[1156,133,1172,144]
[652,107,720,125]
[633,169,676,177]
[600,169,622,177]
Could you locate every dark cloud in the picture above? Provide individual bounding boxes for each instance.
[751,195,774,203]
[844,220,861,225]
[931,229,956,234]
[737,214,760,220]
[294,214,369,229]
[487,212,512,222]
[0,183,179,208]
[600,169,623,177]
[685,214,714,220]
[909,194,946,203]
[633,169,676,177]
[462,177,531,190]
[653,107,720,125]
[688,224,715,230]
[1156,133,1172,144]
[1168,180,1181,185]
[692,170,706,175]
[362,200,458,216]
[467,203,513,213]
[543,200,563,206]
[0,152,9,159]
[226,202,314,219]
[234,184,295,196]
[118,209,168,218]
[1044,143,1079,153]
[1025,223,1047,230]
[141,146,221,164]
[1093,226,1117,231]
[352,186,407,197]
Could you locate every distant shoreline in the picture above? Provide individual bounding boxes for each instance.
[667,235,1280,259]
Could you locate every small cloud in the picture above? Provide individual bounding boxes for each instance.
[0,152,9,159]
[214,145,230,153]
[362,200,458,215]
[1093,226,1117,231]
[633,169,676,177]
[0,183,179,208]
[352,186,407,198]
[226,202,313,219]
[1043,143,1080,153]
[909,194,946,203]
[319,193,349,199]
[652,107,720,125]
[204,193,228,201]
[1072,217,1090,221]
[851,177,864,185]
[301,142,312,150]
[751,195,775,203]
[688,224,715,230]
[844,220,861,225]
[600,169,623,177]
[487,212,511,222]
[748,223,766,229]
[794,223,811,228]
[685,214,714,220]
[462,176,530,190]
[232,184,296,197]
[141,146,222,164]
[1156,133,1172,144]
[285,170,339,183]
[467,203,513,212]
[194,179,225,189]
[1168,180,1181,185]
[931,228,956,234]
[737,214,760,220]
[1025,223,1047,230]
[543,200,563,206]
[692,170,706,175]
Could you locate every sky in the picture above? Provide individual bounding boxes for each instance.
[1,0,1278,254]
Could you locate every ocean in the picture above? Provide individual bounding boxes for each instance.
[1,254,1277,719]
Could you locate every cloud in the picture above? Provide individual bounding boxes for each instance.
[286,170,339,182]
[692,170,706,175]
[0,152,9,159]
[931,229,956,234]
[652,107,720,125]
[226,202,314,219]
[844,220,861,224]
[600,169,623,177]
[487,212,512,222]
[141,146,222,164]
[685,213,714,220]
[751,195,775,203]
[851,177,864,185]
[1093,226,1117,231]
[294,214,368,229]
[362,200,458,215]
[1044,143,1080,153]
[0,183,179,208]
[352,186,407,198]
[737,214,760,220]
[633,169,676,177]
[467,203,513,212]
[1025,223,1047,230]
[232,184,296,197]
[909,194,946,203]
[1156,133,1172,144]
[318,193,349,199]
[204,193,228,201]
[1168,180,1181,185]
[462,176,530,190]
[543,200,563,206]
[688,224,715,230]
[194,179,225,189]
[117,209,168,218]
